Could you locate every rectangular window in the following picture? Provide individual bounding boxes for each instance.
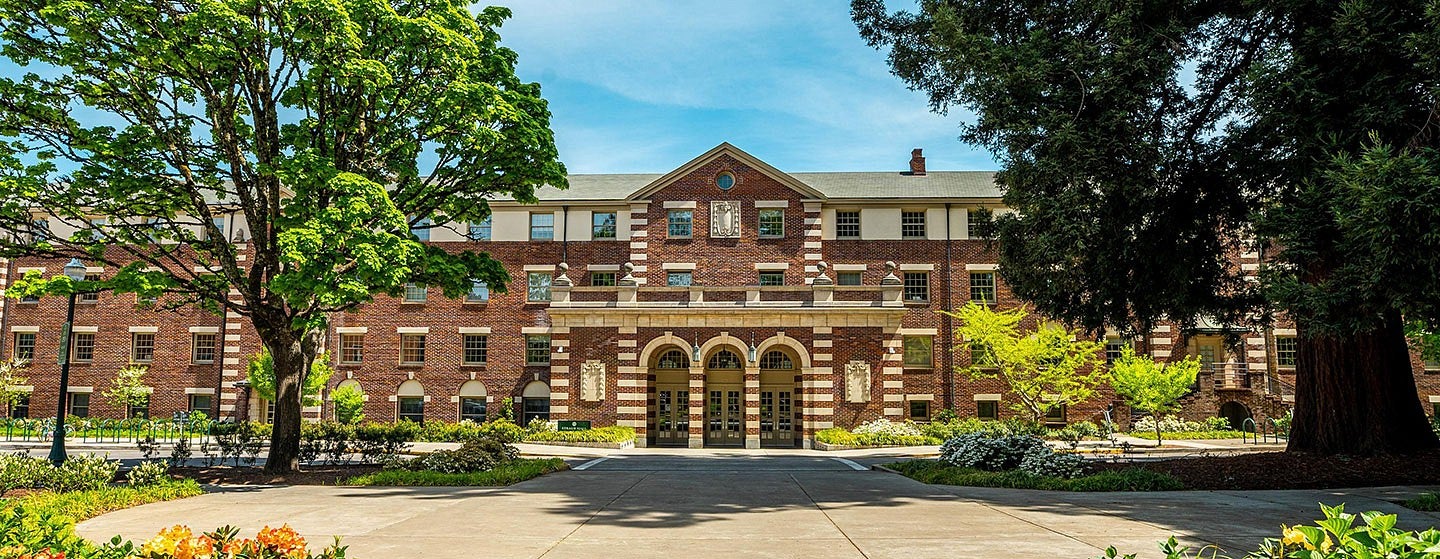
[903,272,928,302]
[976,400,999,421]
[668,209,693,238]
[68,393,90,418]
[78,273,100,303]
[530,212,555,241]
[410,216,432,241]
[31,219,49,242]
[19,292,38,303]
[1105,339,1128,365]
[1044,404,1068,427]
[666,272,692,287]
[527,273,552,302]
[967,209,993,239]
[901,210,926,239]
[468,217,492,241]
[835,211,861,239]
[460,398,487,422]
[208,216,225,241]
[192,333,217,364]
[837,271,862,286]
[264,399,275,424]
[758,271,784,286]
[758,209,784,238]
[526,335,551,365]
[466,280,489,303]
[971,341,996,368]
[590,272,616,287]
[903,336,933,367]
[909,400,930,421]
[188,394,213,414]
[463,334,488,365]
[128,397,150,419]
[14,333,34,361]
[400,334,426,365]
[1276,336,1298,367]
[398,397,424,424]
[592,212,617,239]
[340,334,363,364]
[10,395,28,419]
[71,333,94,363]
[131,333,155,363]
[403,283,427,303]
[969,272,996,304]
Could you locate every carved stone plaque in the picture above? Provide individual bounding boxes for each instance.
[581,360,606,402]
[844,360,871,403]
[711,200,741,238]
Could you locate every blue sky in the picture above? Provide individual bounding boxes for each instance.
[496,1,998,174]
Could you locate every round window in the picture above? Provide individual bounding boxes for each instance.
[715,172,736,190]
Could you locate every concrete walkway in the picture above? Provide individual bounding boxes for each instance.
[77,453,1440,559]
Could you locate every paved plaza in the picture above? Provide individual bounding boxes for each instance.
[78,452,1440,559]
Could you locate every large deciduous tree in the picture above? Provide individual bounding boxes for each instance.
[854,0,1440,454]
[1109,347,1201,447]
[0,0,566,472]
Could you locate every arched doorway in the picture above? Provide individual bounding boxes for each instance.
[704,348,745,447]
[1219,401,1251,430]
[521,381,550,426]
[649,348,691,447]
[758,350,798,448]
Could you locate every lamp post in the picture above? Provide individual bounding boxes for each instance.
[48,258,87,465]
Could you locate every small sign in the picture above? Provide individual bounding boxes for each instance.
[557,420,590,432]
[173,411,190,426]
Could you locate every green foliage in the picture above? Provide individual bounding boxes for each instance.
[0,453,47,498]
[3,479,202,522]
[246,349,333,406]
[1403,492,1440,513]
[1103,504,1440,559]
[523,426,636,444]
[0,480,200,559]
[331,384,365,425]
[1127,430,1246,440]
[125,460,170,487]
[344,458,567,487]
[816,427,937,447]
[1110,348,1201,446]
[102,364,151,411]
[0,359,28,411]
[496,398,516,422]
[945,302,1109,422]
[923,418,1049,441]
[887,460,1182,492]
[37,456,120,493]
[401,434,518,474]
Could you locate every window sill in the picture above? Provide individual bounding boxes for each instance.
[461,363,487,368]
[462,300,489,306]
[398,362,425,367]
[525,363,552,367]
[192,361,215,366]
[903,300,931,306]
[1277,366,1296,372]
[902,365,934,371]
[400,301,427,305]
[339,362,363,367]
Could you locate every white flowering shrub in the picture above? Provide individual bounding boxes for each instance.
[1131,414,1234,433]
[853,419,926,438]
[1018,446,1086,479]
[939,432,1050,471]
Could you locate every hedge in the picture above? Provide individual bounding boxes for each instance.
[523,426,636,444]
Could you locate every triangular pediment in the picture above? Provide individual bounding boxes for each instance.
[626,143,827,201]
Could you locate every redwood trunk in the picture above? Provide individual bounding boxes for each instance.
[258,326,318,474]
[1287,310,1438,454]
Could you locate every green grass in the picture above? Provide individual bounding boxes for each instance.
[523,426,636,444]
[884,460,1184,492]
[1403,492,1440,512]
[1127,430,1249,440]
[343,458,569,486]
[0,479,204,522]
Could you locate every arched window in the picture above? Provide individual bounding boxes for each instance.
[657,349,690,369]
[707,349,742,369]
[396,380,424,424]
[758,351,793,369]
[522,381,551,425]
[458,380,487,422]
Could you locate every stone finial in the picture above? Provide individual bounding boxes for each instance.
[881,260,901,286]
[813,260,833,286]
[553,262,572,287]
[619,261,637,286]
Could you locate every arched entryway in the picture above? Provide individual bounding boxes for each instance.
[649,348,692,447]
[1219,401,1251,430]
[703,347,745,447]
[457,380,487,422]
[521,381,550,426]
[758,349,799,448]
[396,380,424,423]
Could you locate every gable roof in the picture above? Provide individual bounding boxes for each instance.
[526,143,1002,202]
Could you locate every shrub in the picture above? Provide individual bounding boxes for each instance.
[476,419,524,444]
[402,433,518,474]
[524,426,636,444]
[39,456,119,493]
[939,432,1053,471]
[1131,414,1236,434]
[126,460,171,487]
[5,479,203,522]
[1018,445,1087,479]
[1099,504,1440,559]
[1203,416,1232,431]
[815,427,934,447]
[1127,430,1246,440]
[0,453,48,498]
[1403,492,1440,512]
[853,418,926,438]
[347,458,568,487]
[887,460,1182,491]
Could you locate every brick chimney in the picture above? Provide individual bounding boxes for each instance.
[908,148,926,175]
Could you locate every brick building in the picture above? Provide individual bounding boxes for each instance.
[3,143,1438,447]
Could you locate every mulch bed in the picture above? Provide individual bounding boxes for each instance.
[1093,450,1440,490]
[171,464,382,486]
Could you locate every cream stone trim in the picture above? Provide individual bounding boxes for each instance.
[71,326,98,333]
[185,388,217,395]
[522,265,555,272]
[964,263,997,271]
[17,267,45,274]
[754,200,789,208]
[907,394,935,401]
[1430,395,1440,403]
[10,386,33,393]
[662,201,697,209]
[898,263,935,271]
[189,326,220,333]
[67,386,94,393]
[754,263,790,270]
[1274,328,1297,336]
[396,327,429,334]
[662,262,697,271]
[335,327,368,334]
[84,266,105,273]
[1153,349,1173,357]
[586,264,621,272]
[458,327,491,334]
[128,326,159,333]
[1152,325,1171,333]
[521,326,551,334]
[898,328,938,336]
[974,393,1002,401]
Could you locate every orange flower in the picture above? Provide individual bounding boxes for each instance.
[256,525,307,558]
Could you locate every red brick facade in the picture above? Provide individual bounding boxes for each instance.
[4,144,1438,448]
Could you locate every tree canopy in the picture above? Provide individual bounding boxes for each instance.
[1109,347,1201,446]
[855,0,1440,454]
[0,0,566,471]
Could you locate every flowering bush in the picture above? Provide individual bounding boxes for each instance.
[37,456,119,493]
[1099,504,1440,559]
[1131,415,1231,434]
[132,524,346,559]
[1017,445,1086,479]
[127,460,171,487]
[940,432,1051,471]
[853,419,926,438]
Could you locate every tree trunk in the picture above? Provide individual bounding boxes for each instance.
[1155,419,1163,448]
[1288,310,1439,454]
[255,324,319,474]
